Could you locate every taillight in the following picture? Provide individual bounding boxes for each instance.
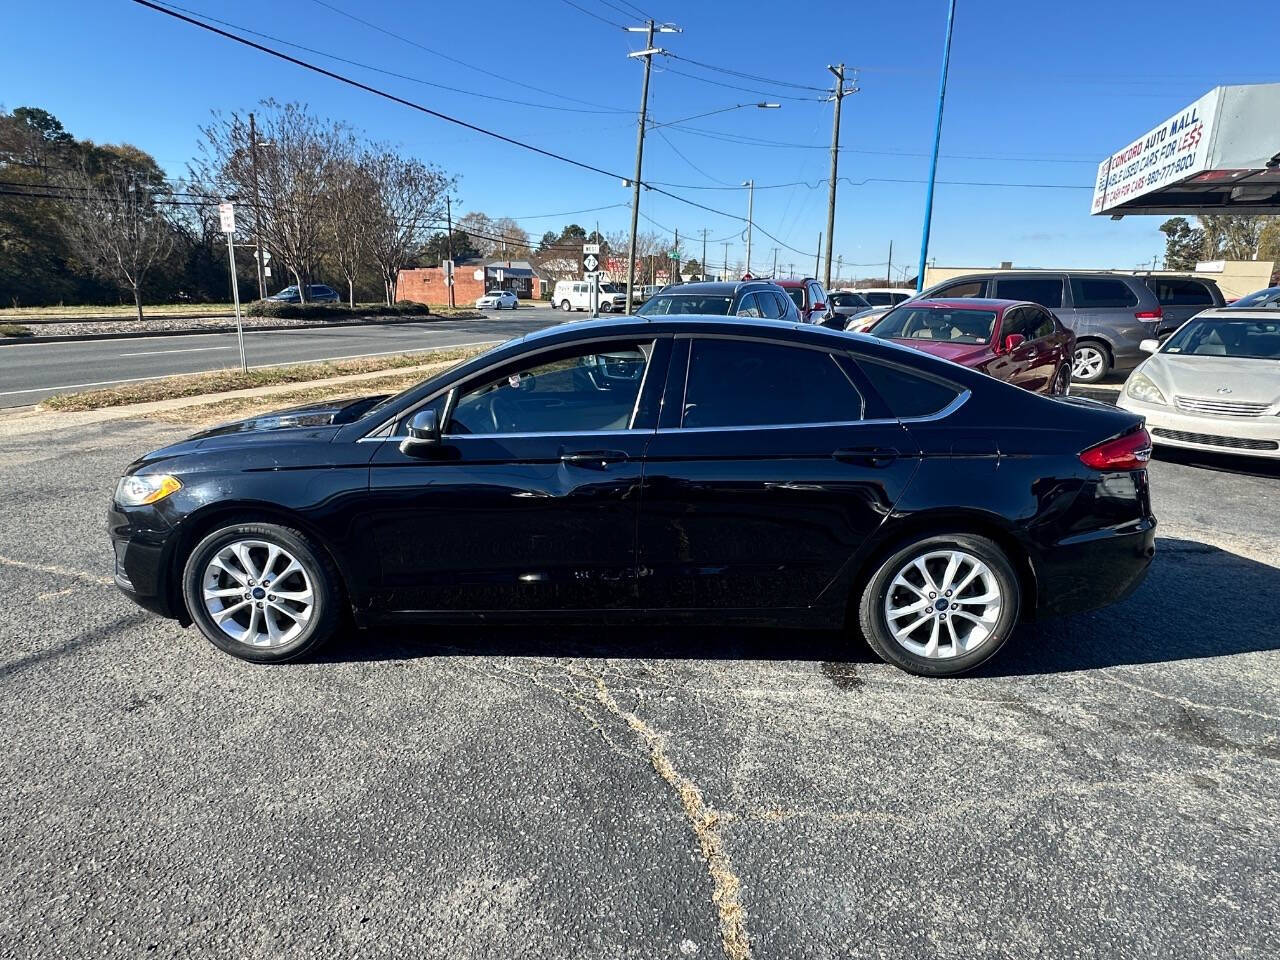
[1079,428,1152,471]
[1134,306,1163,320]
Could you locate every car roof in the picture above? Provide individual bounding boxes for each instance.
[655,280,779,296]
[772,278,816,288]
[1186,307,1280,320]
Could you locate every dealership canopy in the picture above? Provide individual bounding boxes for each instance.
[1091,83,1280,217]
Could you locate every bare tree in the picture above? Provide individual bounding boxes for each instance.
[193,101,345,303]
[59,160,176,321]
[456,211,496,257]
[365,150,452,304]
[325,139,375,307]
[489,217,531,260]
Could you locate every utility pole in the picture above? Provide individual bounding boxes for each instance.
[886,240,893,287]
[673,227,679,281]
[837,255,843,286]
[624,20,680,314]
[723,241,730,282]
[824,64,856,290]
[445,195,455,308]
[917,0,958,291]
[699,227,708,280]
[772,248,778,277]
[815,232,823,279]
[743,178,754,275]
[248,113,266,300]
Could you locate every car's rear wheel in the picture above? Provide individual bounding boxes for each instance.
[857,533,1020,677]
[182,522,342,663]
[1051,364,1071,396]
[560,300,572,312]
[1071,341,1110,384]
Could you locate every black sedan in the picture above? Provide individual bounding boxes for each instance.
[110,317,1156,677]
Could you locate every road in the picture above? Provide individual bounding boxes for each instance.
[0,405,1276,957]
[0,312,560,408]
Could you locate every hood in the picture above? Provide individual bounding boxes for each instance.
[1143,354,1280,407]
[889,338,991,366]
[188,394,388,441]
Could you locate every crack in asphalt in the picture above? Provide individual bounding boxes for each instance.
[472,656,752,960]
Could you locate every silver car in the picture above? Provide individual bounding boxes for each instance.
[476,290,518,310]
[1117,308,1280,459]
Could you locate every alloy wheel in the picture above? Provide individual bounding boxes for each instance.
[1072,345,1106,381]
[882,549,1003,659]
[201,539,315,648]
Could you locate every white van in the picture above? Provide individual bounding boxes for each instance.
[553,279,628,313]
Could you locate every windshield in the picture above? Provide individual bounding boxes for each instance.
[599,283,621,293]
[871,306,997,344]
[1161,319,1280,360]
[830,292,870,308]
[362,353,483,420]
[1231,287,1280,309]
[636,294,733,316]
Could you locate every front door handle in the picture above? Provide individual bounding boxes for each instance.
[560,450,630,469]
[833,446,899,467]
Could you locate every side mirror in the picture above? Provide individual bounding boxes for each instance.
[1002,333,1026,353]
[1139,338,1160,354]
[399,408,440,455]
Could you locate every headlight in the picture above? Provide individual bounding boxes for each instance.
[1125,372,1166,405]
[115,474,182,506]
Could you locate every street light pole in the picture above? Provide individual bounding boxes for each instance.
[248,112,267,300]
[445,195,455,308]
[743,178,754,275]
[916,0,958,293]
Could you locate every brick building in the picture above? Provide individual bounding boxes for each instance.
[398,258,543,305]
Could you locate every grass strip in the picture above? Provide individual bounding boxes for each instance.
[41,346,489,412]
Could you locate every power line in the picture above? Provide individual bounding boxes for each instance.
[556,0,627,29]
[655,64,826,103]
[158,2,629,115]
[304,0,628,114]
[664,53,832,93]
[653,128,737,187]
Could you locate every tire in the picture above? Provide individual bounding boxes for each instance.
[1071,341,1110,384]
[1051,364,1071,396]
[857,533,1021,677]
[560,300,572,312]
[182,522,342,664]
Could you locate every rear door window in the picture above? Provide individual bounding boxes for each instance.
[994,275,1064,308]
[682,338,863,428]
[756,291,783,319]
[931,279,989,298]
[1070,278,1138,308]
[735,294,763,318]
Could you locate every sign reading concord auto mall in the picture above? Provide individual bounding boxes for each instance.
[1091,89,1219,215]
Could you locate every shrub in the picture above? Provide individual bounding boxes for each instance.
[245,300,431,319]
[0,323,34,338]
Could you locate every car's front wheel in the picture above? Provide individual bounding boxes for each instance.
[857,533,1020,677]
[182,522,342,663]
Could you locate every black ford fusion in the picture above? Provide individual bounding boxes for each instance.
[110,316,1156,677]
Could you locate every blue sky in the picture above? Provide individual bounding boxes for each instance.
[3,0,1278,280]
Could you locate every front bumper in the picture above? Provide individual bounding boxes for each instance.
[108,503,184,621]
[1118,395,1280,458]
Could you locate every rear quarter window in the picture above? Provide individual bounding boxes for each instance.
[1070,278,1138,308]
[855,357,962,419]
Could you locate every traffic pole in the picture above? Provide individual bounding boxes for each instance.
[225,229,246,373]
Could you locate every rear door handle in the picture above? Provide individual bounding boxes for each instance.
[560,449,630,469]
[833,446,899,467]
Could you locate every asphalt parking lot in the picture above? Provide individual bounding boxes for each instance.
[1,413,1277,959]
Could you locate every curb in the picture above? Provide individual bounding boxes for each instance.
[0,313,494,346]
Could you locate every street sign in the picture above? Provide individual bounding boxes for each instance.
[582,253,601,273]
[218,202,236,234]
[264,266,272,278]
[583,243,601,255]
[496,268,504,282]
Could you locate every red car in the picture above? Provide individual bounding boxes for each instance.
[867,298,1075,395]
